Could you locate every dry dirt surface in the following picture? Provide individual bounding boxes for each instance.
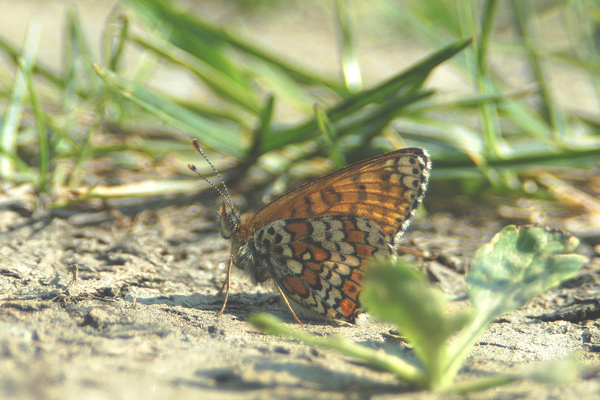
[1,189,599,400]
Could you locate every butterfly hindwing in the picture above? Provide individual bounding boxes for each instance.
[253,215,393,321]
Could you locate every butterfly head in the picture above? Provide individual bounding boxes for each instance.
[218,201,241,239]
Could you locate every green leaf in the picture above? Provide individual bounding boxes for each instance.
[444,225,587,384]
[467,225,586,318]
[361,259,470,388]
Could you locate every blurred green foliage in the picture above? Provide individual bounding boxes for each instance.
[0,0,597,206]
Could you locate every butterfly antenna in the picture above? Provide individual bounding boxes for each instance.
[188,139,235,208]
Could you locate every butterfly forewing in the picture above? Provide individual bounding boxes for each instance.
[246,148,430,249]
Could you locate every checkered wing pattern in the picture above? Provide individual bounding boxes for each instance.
[247,148,430,251]
[253,216,392,321]
[232,148,430,321]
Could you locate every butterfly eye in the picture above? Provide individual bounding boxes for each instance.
[218,202,240,239]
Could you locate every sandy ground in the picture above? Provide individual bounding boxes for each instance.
[1,192,599,399]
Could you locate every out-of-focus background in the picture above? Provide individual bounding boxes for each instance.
[2,1,599,214]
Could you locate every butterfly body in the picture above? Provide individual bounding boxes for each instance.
[211,147,431,322]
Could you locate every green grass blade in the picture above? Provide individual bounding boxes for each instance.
[125,0,245,84]
[99,9,130,73]
[259,90,433,155]
[249,313,424,384]
[476,0,502,157]
[0,43,32,176]
[0,35,62,87]
[21,66,50,193]
[315,103,345,169]
[130,33,261,114]
[258,39,471,153]
[125,0,344,92]
[512,1,566,138]
[63,8,98,106]
[328,38,472,121]
[249,94,275,159]
[93,64,245,157]
[497,101,552,138]
[12,20,50,192]
[335,0,362,92]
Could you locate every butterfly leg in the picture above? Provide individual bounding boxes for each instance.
[273,282,303,325]
[216,254,234,317]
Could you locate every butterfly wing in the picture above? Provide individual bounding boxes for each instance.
[247,148,430,251]
[254,215,393,322]
[233,148,430,321]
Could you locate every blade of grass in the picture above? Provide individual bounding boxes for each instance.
[315,103,345,169]
[248,61,318,115]
[512,0,567,139]
[328,38,472,121]
[248,94,275,160]
[339,91,436,159]
[382,1,462,44]
[21,56,50,193]
[573,1,600,100]
[63,8,98,107]
[125,0,254,88]
[93,64,245,157]
[130,33,261,114]
[405,85,539,113]
[432,146,600,170]
[0,144,31,178]
[66,116,100,188]
[497,101,553,138]
[249,313,424,383]
[475,0,502,157]
[12,20,49,192]
[0,24,39,177]
[380,1,558,143]
[258,39,472,152]
[0,35,62,87]
[125,0,345,92]
[335,0,362,92]
[102,12,129,72]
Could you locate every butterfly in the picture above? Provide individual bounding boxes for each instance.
[188,139,430,323]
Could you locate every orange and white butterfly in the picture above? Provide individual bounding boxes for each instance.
[188,139,430,323]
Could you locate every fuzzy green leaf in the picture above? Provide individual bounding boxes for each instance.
[444,225,586,389]
[467,225,587,319]
[361,259,469,386]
